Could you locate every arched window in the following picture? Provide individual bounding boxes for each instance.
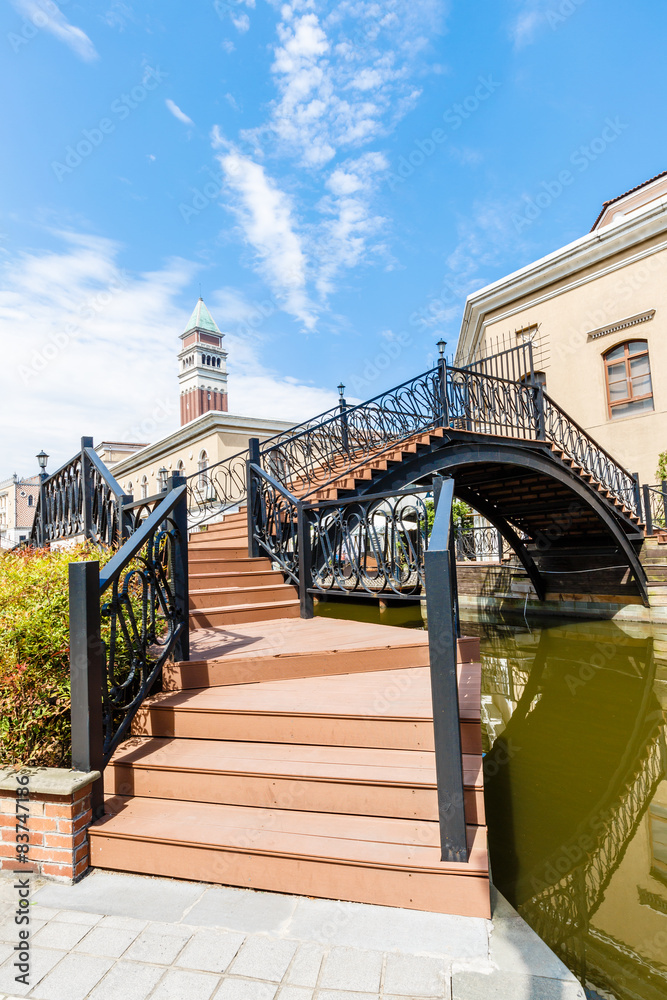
[198,450,208,490]
[604,340,654,419]
[127,481,133,496]
[141,476,148,499]
[175,460,185,480]
[27,495,33,507]
[216,357,221,368]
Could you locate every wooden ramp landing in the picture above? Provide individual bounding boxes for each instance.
[90,617,490,918]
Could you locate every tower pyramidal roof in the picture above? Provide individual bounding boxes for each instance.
[183,297,221,336]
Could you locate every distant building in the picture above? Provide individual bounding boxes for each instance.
[107,297,292,497]
[0,475,40,548]
[456,171,667,483]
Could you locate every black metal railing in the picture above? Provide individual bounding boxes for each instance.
[642,482,667,534]
[68,475,189,812]
[31,436,130,547]
[455,523,505,562]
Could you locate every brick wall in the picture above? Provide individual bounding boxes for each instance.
[0,770,99,882]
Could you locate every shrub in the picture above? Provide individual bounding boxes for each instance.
[0,544,113,768]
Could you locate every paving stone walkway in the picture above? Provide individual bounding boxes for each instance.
[0,871,585,999]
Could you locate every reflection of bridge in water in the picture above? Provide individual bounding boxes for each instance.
[481,624,667,995]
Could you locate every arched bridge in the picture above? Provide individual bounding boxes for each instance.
[188,354,649,607]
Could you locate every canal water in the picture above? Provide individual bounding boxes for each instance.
[315,599,667,998]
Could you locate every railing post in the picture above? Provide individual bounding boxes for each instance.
[247,438,260,558]
[37,478,46,547]
[438,357,449,428]
[168,476,190,663]
[339,395,350,455]
[120,494,134,542]
[68,560,105,817]
[497,528,504,562]
[449,508,460,639]
[424,476,468,863]
[534,383,546,440]
[632,473,641,517]
[662,480,667,528]
[297,502,314,619]
[642,484,654,536]
[81,436,94,541]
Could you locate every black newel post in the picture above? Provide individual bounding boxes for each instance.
[297,502,314,619]
[338,383,350,454]
[68,560,105,817]
[437,340,449,428]
[81,436,94,541]
[247,438,260,558]
[534,382,546,440]
[424,475,468,863]
[632,473,641,517]
[642,484,654,536]
[168,475,190,663]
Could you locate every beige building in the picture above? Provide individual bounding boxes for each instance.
[456,171,667,484]
[0,474,40,548]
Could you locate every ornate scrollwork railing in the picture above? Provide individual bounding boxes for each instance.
[68,482,189,806]
[446,365,539,439]
[31,436,129,547]
[248,464,300,586]
[455,524,504,562]
[305,489,430,600]
[641,482,667,533]
[543,394,640,515]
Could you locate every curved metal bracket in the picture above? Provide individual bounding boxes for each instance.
[360,439,649,607]
[454,485,547,602]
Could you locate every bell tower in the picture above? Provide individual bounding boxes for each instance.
[178,298,229,426]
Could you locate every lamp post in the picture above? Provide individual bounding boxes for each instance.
[436,340,448,427]
[337,382,350,453]
[36,450,49,546]
[36,450,49,481]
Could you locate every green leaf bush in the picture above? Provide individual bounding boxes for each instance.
[0,544,113,768]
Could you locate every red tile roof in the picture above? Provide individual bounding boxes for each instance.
[590,170,667,231]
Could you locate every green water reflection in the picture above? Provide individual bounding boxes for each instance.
[316,600,667,998]
[474,617,667,1000]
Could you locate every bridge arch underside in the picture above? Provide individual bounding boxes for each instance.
[361,439,648,607]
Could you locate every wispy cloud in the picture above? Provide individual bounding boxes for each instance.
[165,99,194,127]
[0,233,335,476]
[9,0,98,61]
[213,137,317,330]
[509,0,549,48]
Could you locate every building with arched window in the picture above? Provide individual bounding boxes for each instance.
[456,171,667,483]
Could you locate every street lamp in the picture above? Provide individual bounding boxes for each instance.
[337,382,345,399]
[437,339,447,360]
[36,450,49,480]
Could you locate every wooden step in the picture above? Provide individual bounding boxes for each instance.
[190,600,301,628]
[104,738,485,824]
[187,545,248,560]
[189,583,298,610]
[189,570,285,590]
[189,557,273,574]
[89,796,489,916]
[133,665,482,753]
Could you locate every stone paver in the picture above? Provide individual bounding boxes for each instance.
[30,953,113,1000]
[124,923,192,965]
[383,953,449,996]
[175,928,245,973]
[0,873,586,1000]
[229,936,297,982]
[319,946,384,992]
[149,968,221,1000]
[87,961,163,1000]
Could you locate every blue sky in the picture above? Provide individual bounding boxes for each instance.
[1,0,665,476]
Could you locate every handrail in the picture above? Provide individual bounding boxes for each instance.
[423,476,468,863]
[69,475,189,810]
[99,485,187,592]
[84,445,127,502]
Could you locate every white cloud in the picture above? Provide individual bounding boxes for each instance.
[165,99,194,127]
[0,233,335,477]
[214,141,317,330]
[316,152,390,298]
[231,12,250,32]
[509,1,550,48]
[9,0,98,61]
[222,38,235,53]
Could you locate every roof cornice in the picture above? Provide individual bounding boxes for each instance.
[457,199,667,359]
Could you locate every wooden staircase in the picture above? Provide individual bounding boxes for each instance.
[88,508,490,917]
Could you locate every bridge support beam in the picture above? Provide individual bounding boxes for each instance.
[455,485,547,602]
